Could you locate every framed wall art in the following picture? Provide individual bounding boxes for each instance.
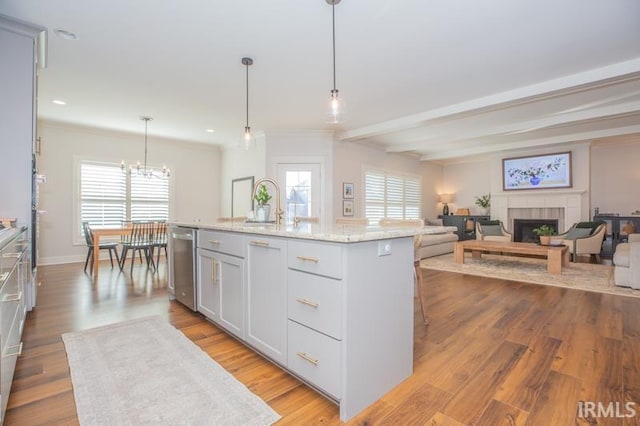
[343,182,354,199]
[343,200,354,216]
[502,152,572,191]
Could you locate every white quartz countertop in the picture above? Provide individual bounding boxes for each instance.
[170,220,457,243]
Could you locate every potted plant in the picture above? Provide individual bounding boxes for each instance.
[253,184,272,222]
[533,224,556,245]
[474,194,491,215]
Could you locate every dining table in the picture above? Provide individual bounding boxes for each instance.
[91,225,132,278]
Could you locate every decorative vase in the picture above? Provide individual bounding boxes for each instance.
[256,204,271,222]
[529,175,541,186]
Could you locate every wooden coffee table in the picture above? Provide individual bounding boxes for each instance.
[454,240,570,274]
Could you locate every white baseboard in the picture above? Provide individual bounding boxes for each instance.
[39,253,116,266]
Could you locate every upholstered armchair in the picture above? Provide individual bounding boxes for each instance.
[475,220,513,242]
[613,233,640,289]
[556,222,606,262]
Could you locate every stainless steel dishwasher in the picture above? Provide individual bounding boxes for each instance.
[168,225,196,310]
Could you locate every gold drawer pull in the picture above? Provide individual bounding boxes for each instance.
[296,298,319,308]
[208,239,221,245]
[296,256,319,263]
[250,240,270,247]
[3,342,23,358]
[2,292,22,303]
[0,272,8,283]
[2,253,21,259]
[296,352,319,366]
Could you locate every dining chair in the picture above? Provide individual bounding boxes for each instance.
[119,221,156,274]
[151,221,168,267]
[82,221,120,274]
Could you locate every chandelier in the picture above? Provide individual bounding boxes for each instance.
[121,116,170,178]
[326,0,346,123]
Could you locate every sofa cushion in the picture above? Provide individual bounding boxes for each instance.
[426,218,443,226]
[613,243,630,267]
[576,221,604,235]
[420,232,458,247]
[564,227,592,240]
[481,224,503,236]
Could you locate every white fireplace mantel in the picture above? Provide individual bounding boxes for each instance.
[491,188,588,232]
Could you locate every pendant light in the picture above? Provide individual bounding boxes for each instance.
[241,57,255,150]
[326,0,346,124]
[121,116,170,178]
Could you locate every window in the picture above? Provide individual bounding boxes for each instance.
[79,160,170,239]
[364,169,421,224]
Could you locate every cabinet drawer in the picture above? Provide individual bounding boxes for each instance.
[0,264,21,349]
[1,307,22,418]
[287,240,342,279]
[287,269,342,339]
[198,230,244,257]
[287,320,341,399]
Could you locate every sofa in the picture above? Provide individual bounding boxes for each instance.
[420,219,459,259]
[613,233,640,289]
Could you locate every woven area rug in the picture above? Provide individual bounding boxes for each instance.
[62,316,281,426]
[421,253,640,298]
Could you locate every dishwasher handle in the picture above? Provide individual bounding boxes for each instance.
[171,232,193,241]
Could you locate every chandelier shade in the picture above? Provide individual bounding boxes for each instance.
[121,117,170,179]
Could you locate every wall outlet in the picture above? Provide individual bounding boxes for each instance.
[378,241,392,256]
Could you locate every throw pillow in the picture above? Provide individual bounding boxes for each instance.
[479,220,501,226]
[481,224,503,236]
[564,227,592,240]
[427,219,443,226]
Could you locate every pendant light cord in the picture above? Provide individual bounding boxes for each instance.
[332,1,337,91]
[143,117,149,172]
[246,61,249,128]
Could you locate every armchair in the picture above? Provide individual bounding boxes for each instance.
[475,220,512,242]
[556,221,606,262]
[613,233,640,289]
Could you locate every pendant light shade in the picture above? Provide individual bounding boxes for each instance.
[121,116,169,179]
[326,0,346,124]
[240,57,255,150]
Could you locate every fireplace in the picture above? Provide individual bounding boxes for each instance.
[513,219,559,243]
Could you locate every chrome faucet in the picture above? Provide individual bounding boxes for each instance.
[252,178,284,225]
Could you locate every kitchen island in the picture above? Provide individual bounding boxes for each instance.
[169,220,443,421]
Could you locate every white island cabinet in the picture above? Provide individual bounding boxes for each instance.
[177,221,430,422]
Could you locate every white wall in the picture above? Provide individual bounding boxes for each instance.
[37,121,221,265]
[440,143,591,219]
[219,134,266,217]
[420,161,445,220]
[591,136,640,216]
[333,141,422,220]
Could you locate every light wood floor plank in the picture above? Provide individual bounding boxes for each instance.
[4,263,640,425]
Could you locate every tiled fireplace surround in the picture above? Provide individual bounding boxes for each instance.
[491,189,587,235]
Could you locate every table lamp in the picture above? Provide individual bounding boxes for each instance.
[439,193,454,216]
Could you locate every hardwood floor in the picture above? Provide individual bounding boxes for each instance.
[5,261,640,425]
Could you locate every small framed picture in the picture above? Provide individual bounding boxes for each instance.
[343,182,354,199]
[343,200,354,216]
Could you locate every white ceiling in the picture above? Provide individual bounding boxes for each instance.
[2,0,640,162]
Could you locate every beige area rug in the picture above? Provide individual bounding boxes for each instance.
[62,316,281,426]
[422,253,640,298]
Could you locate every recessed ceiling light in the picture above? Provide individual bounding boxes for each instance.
[206,129,215,133]
[54,29,79,41]
[52,99,67,105]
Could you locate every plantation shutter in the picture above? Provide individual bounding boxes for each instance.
[131,174,170,222]
[364,169,421,224]
[80,162,127,229]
